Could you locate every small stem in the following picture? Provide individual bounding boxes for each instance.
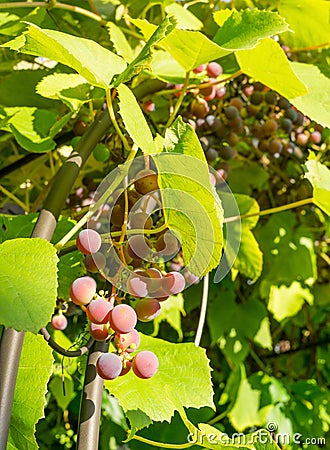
[207,409,229,426]
[249,346,269,373]
[289,42,330,53]
[194,273,209,347]
[188,70,243,91]
[40,328,94,357]
[224,198,314,223]
[0,184,29,212]
[0,2,105,24]
[165,72,190,129]
[106,89,130,153]
[132,435,192,449]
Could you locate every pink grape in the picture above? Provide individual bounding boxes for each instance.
[114,329,140,353]
[110,304,137,333]
[51,314,67,330]
[76,229,101,254]
[310,131,322,144]
[70,276,97,305]
[163,272,186,295]
[86,298,113,324]
[207,62,223,77]
[120,360,132,376]
[134,298,161,322]
[96,353,122,380]
[84,252,106,273]
[89,323,109,341]
[132,351,159,379]
[193,64,206,73]
[126,272,149,298]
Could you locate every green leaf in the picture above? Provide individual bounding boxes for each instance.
[113,16,176,87]
[0,12,24,36]
[1,107,67,152]
[236,38,307,99]
[0,238,58,333]
[131,18,230,71]
[227,160,269,194]
[36,74,104,112]
[58,252,85,300]
[0,213,38,242]
[117,83,156,154]
[254,317,272,351]
[2,23,127,88]
[278,0,330,49]
[152,293,185,340]
[150,50,187,83]
[268,281,314,322]
[154,117,223,276]
[107,22,135,63]
[214,9,289,50]
[7,333,53,450]
[290,62,330,129]
[104,334,214,423]
[304,157,330,216]
[49,374,75,410]
[165,3,203,30]
[228,373,271,432]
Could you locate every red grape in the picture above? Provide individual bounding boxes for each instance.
[51,314,67,330]
[70,276,97,305]
[96,353,122,380]
[86,298,113,324]
[126,271,149,298]
[114,329,140,353]
[120,360,132,376]
[110,304,137,333]
[132,351,159,379]
[134,298,161,322]
[206,62,223,77]
[89,322,109,341]
[126,235,151,260]
[310,131,322,144]
[162,272,186,295]
[193,64,206,73]
[84,252,106,273]
[76,229,101,255]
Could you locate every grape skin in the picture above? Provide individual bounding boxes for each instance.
[96,353,122,380]
[134,298,161,322]
[114,329,140,353]
[110,304,137,333]
[89,323,109,341]
[51,314,68,330]
[133,351,159,379]
[76,229,101,255]
[70,276,97,305]
[86,298,113,324]
[163,272,186,295]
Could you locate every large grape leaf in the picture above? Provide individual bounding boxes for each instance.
[117,83,157,154]
[213,9,289,50]
[236,38,307,99]
[304,157,330,216]
[104,334,214,424]
[268,281,313,322]
[152,293,185,340]
[7,333,54,450]
[150,50,187,83]
[290,62,330,129]
[107,22,135,63]
[130,18,230,71]
[1,23,127,88]
[153,117,223,277]
[278,0,330,49]
[36,73,104,112]
[165,3,203,30]
[0,107,71,152]
[0,238,58,333]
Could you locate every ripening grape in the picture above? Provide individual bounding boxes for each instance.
[199,84,215,101]
[310,131,322,144]
[263,119,278,136]
[70,276,97,305]
[73,120,88,136]
[86,298,113,324]
[76,229,102,255]
[205,148,218,162]
[224,106,239,121]
[190,98,210,118]
[162,271,186,295]
[281,118,293,134]
[193,64,206,73]
[204,115,221,132]
[268,138,283,155]
[155,231,180,258]
[142,100,155,113]
[111,204,124,227]
[265,91,277,105]
[110,304,137,334]
[96,353,122,380]
[51,314,68,331]
[134,169,159,195]
[219,145,236,160]
[134,298,161,322]
[126,271,149,298]
[120,360,132,376]
[229,97,243,110]
[278,97,290,110]
[226,132,239,146]
[128,212,153,230]
[206,62,222,77]
[145,268,163,295]
[89,322,109,341]
[84,252,106,273]
[114,329,140,353]
[93,144,110,162]
[215,86,226,99]
[250,91,263,105]
[296,133,309,146]
[126,235,151,260]
[132,351,159,379]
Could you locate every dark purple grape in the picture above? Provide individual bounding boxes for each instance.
[278,97,290,110]
[224,106,239,120]
[250,91,263,105]
[219,146,236,160]
[205,147,218,162]
[204,115,221,132]
[265,91,277,105]
[285,108,298,122]
[281,118,293,134]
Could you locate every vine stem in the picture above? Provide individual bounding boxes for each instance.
[105,89,131,153]
[132,435,192,449]
[223,197,314,223]
[40,328,94,357]
[165,72,190,128]
[0,2,104,24]
[194,273,209,347]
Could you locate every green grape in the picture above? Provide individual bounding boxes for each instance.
[93,144,110,162]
